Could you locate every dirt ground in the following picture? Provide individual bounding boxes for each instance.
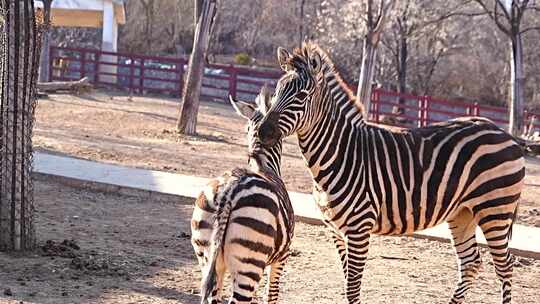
[0,180,539,304]
[32,90,540,227]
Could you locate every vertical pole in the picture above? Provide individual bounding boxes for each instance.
[417,97,423,128]
[48,45,54,81]
[80,49,86,79]
[139,58,145,94]
[129,55,134,95]
[473,102,480,116]
[178,59,185,97]
[372,89,380,123]
[94,50,99,83]
[424,95,431,127]
[228,65,237,100]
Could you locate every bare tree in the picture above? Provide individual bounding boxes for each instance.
[38,0,53,82]
[0,0,42,251]
[473,0,540,135]
[355,0,395,114]
[140,0,155,53]
[176,0,219,134]
[297,0,307,44]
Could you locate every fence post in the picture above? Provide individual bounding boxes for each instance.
[473,102,480,116]
[229,65,237,99]
[523,110,529,135]
[129,55,135,96]
[417,97,424,128]
[371,89,379,123]
[139,58,145,95]
[424,95,431,127]
[80,49,86,79]
[178,59,185,97]
[48,45,55,81]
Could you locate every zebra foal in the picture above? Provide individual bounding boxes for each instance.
[191,88,294,304]
[255,42,524,304]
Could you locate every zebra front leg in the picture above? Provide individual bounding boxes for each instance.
[344,231,371,304]
[265,257,288,304]
[331,231,348,279]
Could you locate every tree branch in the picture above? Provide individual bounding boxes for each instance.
[520,26,540,34]
[493,0,512,35]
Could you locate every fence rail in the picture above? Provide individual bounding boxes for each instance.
[49,46,281,101]
[49,46,539,132]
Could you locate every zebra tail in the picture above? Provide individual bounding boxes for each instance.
[200,198,233,304]
[508,204,519,241]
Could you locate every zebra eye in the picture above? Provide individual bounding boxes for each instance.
[296,91,308,100]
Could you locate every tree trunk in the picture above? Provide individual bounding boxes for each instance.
[0,0,41,251]
[176,0,218,135]
[298,0,306,44]
[508,32,525,136]
[38,0,52,82]
[356,36,377,118]
[397,34,407,97]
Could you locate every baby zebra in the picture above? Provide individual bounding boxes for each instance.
[191,88,294,304]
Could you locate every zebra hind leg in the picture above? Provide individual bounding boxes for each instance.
[447,207,482,304]
[478,208,517,304]
[265,257,288,304]
[228,267,265,304]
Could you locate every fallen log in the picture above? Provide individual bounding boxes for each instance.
[37,77,93,94]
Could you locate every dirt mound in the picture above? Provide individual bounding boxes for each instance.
[70,254,135,277]
[40,239,81,258]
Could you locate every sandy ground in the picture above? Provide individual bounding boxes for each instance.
[0,180,539,304]
[32,90,540,227]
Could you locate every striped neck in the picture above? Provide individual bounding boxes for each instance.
[297,65,366,193]
[249,142,283,178]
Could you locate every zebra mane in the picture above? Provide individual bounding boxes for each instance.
[287,42,364,113]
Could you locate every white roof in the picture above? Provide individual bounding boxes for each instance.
[34,0,125,27]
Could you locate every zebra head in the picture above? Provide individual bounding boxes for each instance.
[258,44,324,147]
[229,86,283,176]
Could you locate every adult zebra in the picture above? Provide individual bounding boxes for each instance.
[256,43,524,304]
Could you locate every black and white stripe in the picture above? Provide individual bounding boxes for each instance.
[257,43,524,304]
[191,89,294,304]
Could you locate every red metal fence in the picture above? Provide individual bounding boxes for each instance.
[49,46,281,101]
[49,46,539,131]
[370,89,540,131]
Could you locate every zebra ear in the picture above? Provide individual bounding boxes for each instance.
[256,85,272,115]
[277,47,292,71]
[229,95,255,120]
[309,51,322,74]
